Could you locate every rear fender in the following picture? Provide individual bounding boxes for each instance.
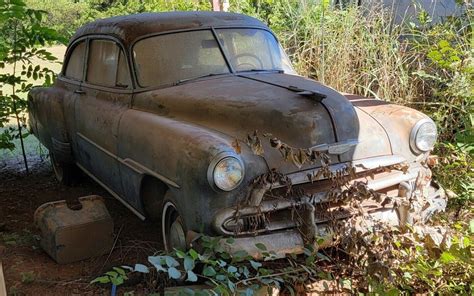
[28,86,73,163]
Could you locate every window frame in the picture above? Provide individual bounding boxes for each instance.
[59,27,290,93]
[215,28,282,73]
[61,39,87,83]
[59,35,135,93]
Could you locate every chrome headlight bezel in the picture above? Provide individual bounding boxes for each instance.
[410,118,437,154]
[207,152,245,192]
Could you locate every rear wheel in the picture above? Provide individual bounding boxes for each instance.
[50,152,78,186]
[162,193,187,252]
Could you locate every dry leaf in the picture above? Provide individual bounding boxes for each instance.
[246,130,264,156]
[231,139,241,154]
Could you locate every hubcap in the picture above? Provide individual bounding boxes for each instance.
[162,202,186,251]
[169,219,186,251]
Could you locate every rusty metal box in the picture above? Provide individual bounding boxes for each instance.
[34,195,114,264]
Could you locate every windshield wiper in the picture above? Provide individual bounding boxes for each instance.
[236,69,284,74]
[174,73,229,86]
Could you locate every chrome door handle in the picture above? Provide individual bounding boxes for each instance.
[74,89,85,94]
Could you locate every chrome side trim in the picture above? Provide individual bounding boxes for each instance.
[76,132,180,188]
[77,132,117,160]
[76,162,146,220]
[121,158,180,189]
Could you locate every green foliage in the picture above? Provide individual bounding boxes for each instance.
[91,266,129,286]
[393,220,473,294]
[433,142,473,207]
[95,219,473,294]
[24,0,212,39]
[0,229,40,247]
[412,24,473,144]
[20,271,35,284]
[95,236,334,295]
[407,14,473,208]
[25,0,88,38]
[0,0,64,170]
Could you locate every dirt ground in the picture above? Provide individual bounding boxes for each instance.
[0,157,162,295]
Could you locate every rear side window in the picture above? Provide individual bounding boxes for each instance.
[86,39,130,88]
[65,41,86,81]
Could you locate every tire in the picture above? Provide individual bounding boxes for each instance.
[161,192,187,252]
[50,152,78,186]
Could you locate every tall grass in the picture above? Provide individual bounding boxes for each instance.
[232,0,473,205]
[285,6,418,102]
[240,1,470,106]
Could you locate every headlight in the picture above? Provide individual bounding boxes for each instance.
[410,119,437,154]
[209,155,244,191]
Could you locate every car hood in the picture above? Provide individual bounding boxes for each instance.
[133,73,392,173]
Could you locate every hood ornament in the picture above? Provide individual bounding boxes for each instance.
[287,85,326,102]
[310,139,358,155]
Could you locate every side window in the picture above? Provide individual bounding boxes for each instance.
[86,39,130,88]
[65,41,86,81]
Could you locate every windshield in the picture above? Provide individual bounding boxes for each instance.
[133,28,294,88]
[215,28,293,73]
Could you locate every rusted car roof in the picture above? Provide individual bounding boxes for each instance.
[71,11,268,45]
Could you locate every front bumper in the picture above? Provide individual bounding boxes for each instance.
[217,182,445,259]
[206,158,447,259]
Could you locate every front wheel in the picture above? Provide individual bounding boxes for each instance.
[50,152,78,186]
[162,193,187,252]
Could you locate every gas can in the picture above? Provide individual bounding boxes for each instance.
[34,195,114,264]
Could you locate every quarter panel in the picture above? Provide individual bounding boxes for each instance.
[28,84,75,160]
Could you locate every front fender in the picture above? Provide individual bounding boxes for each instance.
[118,109,268,233]
[349,96,430,162]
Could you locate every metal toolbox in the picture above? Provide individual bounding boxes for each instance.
[34,195,114,264]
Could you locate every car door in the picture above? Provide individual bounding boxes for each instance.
[40,39,86,163]
[74,37,132,199]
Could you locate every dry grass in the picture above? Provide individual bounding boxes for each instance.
[278,5,426,103]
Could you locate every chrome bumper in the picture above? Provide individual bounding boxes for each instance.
[216,182,445,259]
[214,160,427,236]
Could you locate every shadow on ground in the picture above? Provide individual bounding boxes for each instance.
[0,155,161,295]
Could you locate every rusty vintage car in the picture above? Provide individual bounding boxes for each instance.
[28,12,446,256]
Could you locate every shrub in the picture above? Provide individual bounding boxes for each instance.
[25,0,88,39]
